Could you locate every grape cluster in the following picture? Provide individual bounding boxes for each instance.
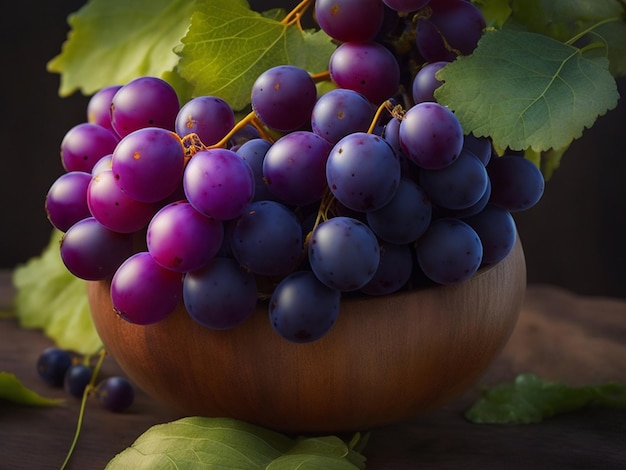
[36,347,134,412]
[45,0,544,343]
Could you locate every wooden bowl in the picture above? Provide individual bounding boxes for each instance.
[88,236,526,433]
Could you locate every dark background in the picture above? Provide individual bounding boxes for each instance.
[1,2,624,298]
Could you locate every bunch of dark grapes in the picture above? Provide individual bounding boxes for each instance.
[45,0,544,344]
[36,347,134,412]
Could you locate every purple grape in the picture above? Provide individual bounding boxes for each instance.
[463,204,517,265]
[230,200,303,277]
[463,133,493,166]
[183,149,255,221]
[87,85,122,134]
[251,65,317,132]
[87,170,158,233]
[147,201,224,273]
[412,61,449,103]
[235,138,276,201]
[37,348,72,387]
[366,177,432,244]
[183,257,257,330]
[60,217,134,280]
[175,96,235,146]
[111,76,179,138]
[228,124,261,148]
[269,270,341,343]
[91,154,113,176]
[308,216,380,291]
[361,242,413,295]
[311,89,375,144]
[326,132,401,212]
[45,171,92,232]
[487,155,545,212]
[111,127,185,203]
[399,102,464,169]
[111,252,183,325]
[263,131,333,206]
[329,41,400,105]
[419,148,489,210]
[96,376,134,412]
[64,364,93,398]
[315,0,384,42]
[416,217,483,284]
[415,0,486,62]
[383,0,430,13]
[60,123,119,173]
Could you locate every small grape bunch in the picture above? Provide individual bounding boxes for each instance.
[36,347,134,412]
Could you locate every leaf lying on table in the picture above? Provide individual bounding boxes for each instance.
[105,416,367,469]
[0,372,63,407]
[466,373,626,424]
[12,230,102,355]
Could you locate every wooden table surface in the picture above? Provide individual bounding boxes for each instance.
[1,270,625,469]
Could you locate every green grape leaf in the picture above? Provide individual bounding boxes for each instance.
[0,372,63,407]
[106,417,367,469]
[506,0,626,77]
[466,373,626,424]
[435,29,619,152]
[176,0,336,111]
[12,230,102,355]
[470,0,512,28]
[47,0,197,97]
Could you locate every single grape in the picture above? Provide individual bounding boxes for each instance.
[235,138,276,202]
[91,154,113,176]
[230,200,303,277]
[175,96,235,146]
[183,257,257,330]
[263,131,333,206]
[228,124,261,148]
[87,85,122,134]
[315,0,384,42]
[411,61,449,103]
[60,123,119,173]
[463,133,492,166]
[415,0,486,62]
[110,76,179,138]
[487,154,545,212]
[361,242,413,295]
[366,177,432,244]
[416,217,483,285]
[399,102,464,169]
[251,65,317,132]
[269,270,341,343]
[96,376,134,412]
[45,171,92,232]
[64,364,93,398]
[147,201,224,273]
[463,204,517,265]
[87,170,158,233]
[110,252,183,325]
[184,148,255,221]
[328,41,400,105]
[419,148,489,210]
[311,88,375,144]
[383,0,430,13]
[434,178,491,219]
[37,347,72,387]
[326,132,400,212]
[308,216,380,291]
[60,217,134,280]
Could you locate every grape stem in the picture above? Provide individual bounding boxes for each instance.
[281,0,314,28]
[59,348,107,470]
[367,100,402,134]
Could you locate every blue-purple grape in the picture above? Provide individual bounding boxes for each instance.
[412,61,448,103]
[416,217,483,284]
[269,270,341,343]
[175,96,235,146]
[308,216,380,291]
[463,133,492,166]
[315,0,384,42]
[326,132,400,212]
[64,364,93,398]
[235,138,276,202]
[311,88,375,144]
[487,154,545,212]
[463,204,517,265]
[36,347,72,387]
[183,257,257,330]
[361,242,413,295]
[251,65,317,132]
[96,376,134,412]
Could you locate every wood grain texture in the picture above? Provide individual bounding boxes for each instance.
[87,237,526,433]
